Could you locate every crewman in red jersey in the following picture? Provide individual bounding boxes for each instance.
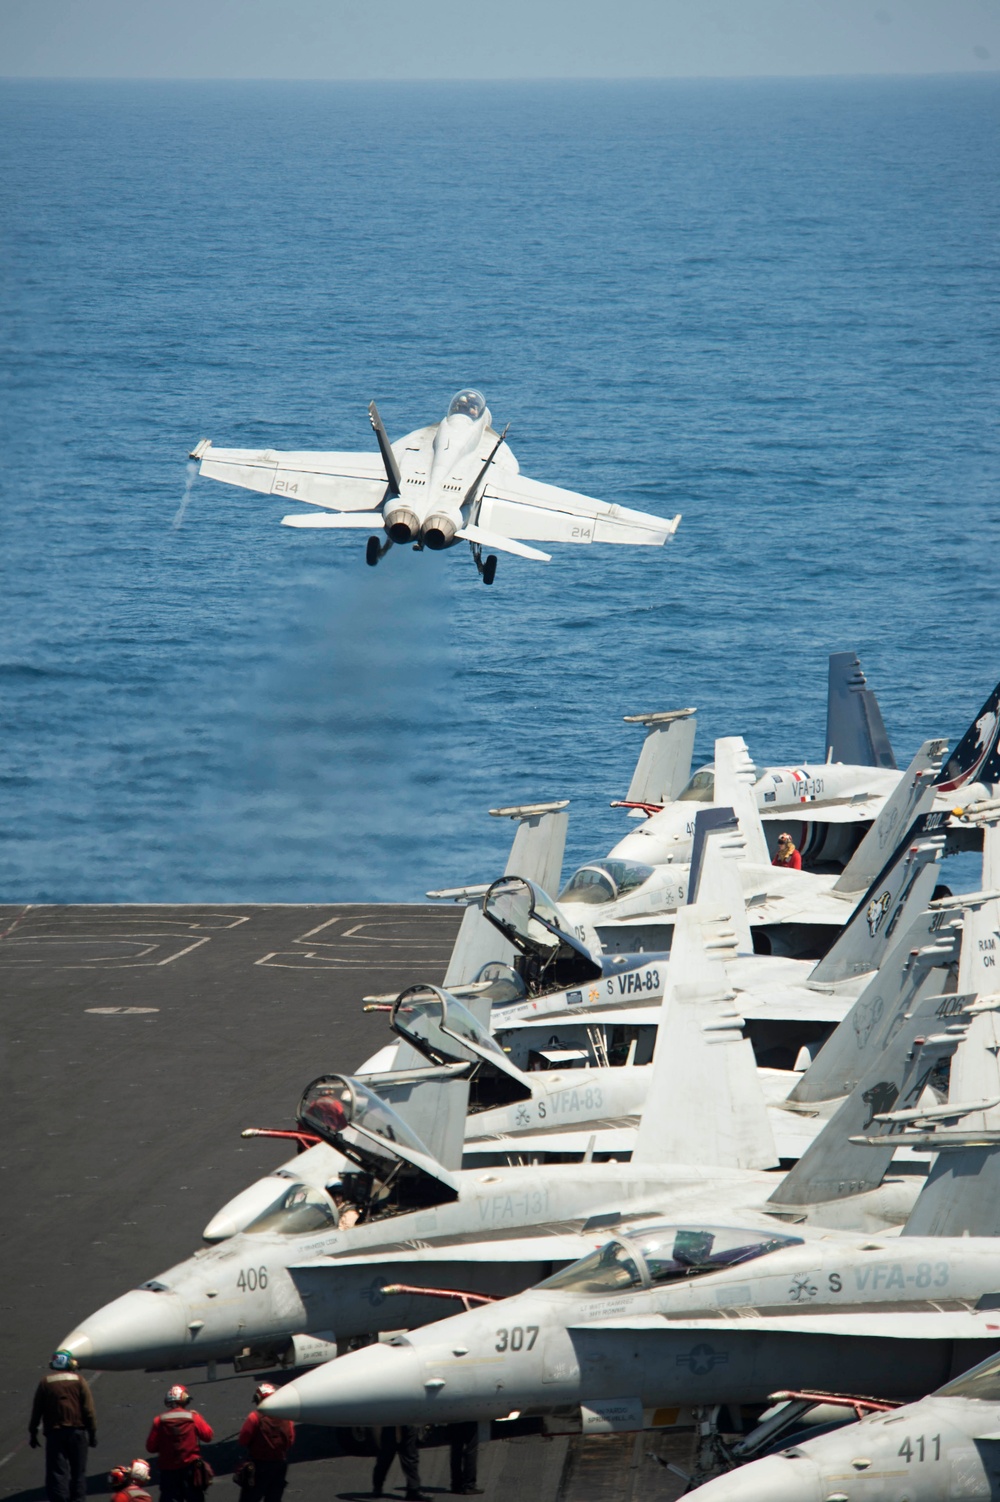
[146,1386,213,1502]
[112,1459,153,1502]
[772,832,802,870]
[236,1383,295,1502]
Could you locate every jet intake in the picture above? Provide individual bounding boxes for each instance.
[421,512,460,550]
[383,506,420,544]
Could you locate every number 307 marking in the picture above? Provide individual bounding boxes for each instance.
[495,1325,539,1352]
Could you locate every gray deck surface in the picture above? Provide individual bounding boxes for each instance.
[0,904,687,1502]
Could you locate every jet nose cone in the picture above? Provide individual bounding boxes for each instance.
[260,1386,301,1421]
[61,1288,190,1370]
[690,1452,823,1502]
[267,1342,426,1427]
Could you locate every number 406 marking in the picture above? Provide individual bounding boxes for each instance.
[237,1266,268,1292]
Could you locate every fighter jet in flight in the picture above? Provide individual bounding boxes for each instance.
[189,390,680,583]
[690,1348,1000,1500]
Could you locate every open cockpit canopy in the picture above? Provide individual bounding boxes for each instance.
[392,984,531,1112]
[393,984,507,1068]
[483,875,602,993]
[297,1074,460,1215]
[537,1224,803,1296]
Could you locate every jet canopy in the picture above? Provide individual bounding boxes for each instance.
[677,764,764,802]
[937,1349,1000,1401]
[537,1225,803,1296]
[483,875,603,994]
[297,1074,460,1217]
[559,859,656,906]
[392,984,508,1069]
[447,389,487,421]
[244,1183,339,1237]
[392,984,531,1112]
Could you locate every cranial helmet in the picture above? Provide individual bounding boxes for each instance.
[165,1384,190,1408]
[50,1350,77,1371]
[254,1382,277,1404]
[130,1461,152,1484]
[109,1468,130,1489]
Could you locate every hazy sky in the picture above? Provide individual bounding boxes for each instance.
[2,0,998,79]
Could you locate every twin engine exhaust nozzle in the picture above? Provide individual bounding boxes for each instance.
[383,506,459,551]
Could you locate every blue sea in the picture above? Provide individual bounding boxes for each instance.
[1,77,998,903]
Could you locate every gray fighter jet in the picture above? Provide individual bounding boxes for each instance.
[56,871,983,1375]
[598,657,1000,871]
[190,390,680,583]
[689,1348,1000,1499]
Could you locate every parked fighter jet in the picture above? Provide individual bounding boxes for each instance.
[57,874,980,1375]
[603,655,1000,868]
[260,1208,1000,1430]
[190,390,680,583]
[554,735,947,956]
[689,1348,1000,1500]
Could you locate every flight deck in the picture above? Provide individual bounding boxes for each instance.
[0,905,691,1502]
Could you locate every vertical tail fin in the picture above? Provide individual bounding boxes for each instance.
[934,675,1000,793]
[689,807,753,954]
[833,740,947,896]
[825,651,896,769]
[767,990,973,1209]
[808,812,948,986]
[714,736,772,868]
[621,708,697,805]
[901,856,1000,1237]
[633,894,777,1172]
[788,904,961,1104]
[441,801,569,991]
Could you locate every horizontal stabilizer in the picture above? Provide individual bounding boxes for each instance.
[455,524,551,562]
[281,512,385,529]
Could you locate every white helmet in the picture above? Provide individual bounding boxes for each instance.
[130,1460,152,1484]
[254,1382,277,1404]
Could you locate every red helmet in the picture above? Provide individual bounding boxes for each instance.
[109,1467,130,1489]
[253,1382,277,1404]
[130,1461,152,1484]
[165,1384,190,1408]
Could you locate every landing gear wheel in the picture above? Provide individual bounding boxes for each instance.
[482,554,497,586]
[366,536,380,567]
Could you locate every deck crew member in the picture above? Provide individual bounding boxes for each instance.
[237,1383,294,1502]
[28,1349,97,1502]
[772,832,802,870]
[146,1386,213,1502]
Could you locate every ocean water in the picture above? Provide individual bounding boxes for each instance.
[1,76,998,903]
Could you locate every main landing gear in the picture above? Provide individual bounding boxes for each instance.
[470,542,498,586]
[365,536,393,567]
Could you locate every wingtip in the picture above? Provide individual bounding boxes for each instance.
[189,439,211,461]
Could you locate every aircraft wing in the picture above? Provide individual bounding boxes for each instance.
[578,1307,999,1340]
[190,441,387,512]
[293,1231,601,1269]
[477,472,680,547]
